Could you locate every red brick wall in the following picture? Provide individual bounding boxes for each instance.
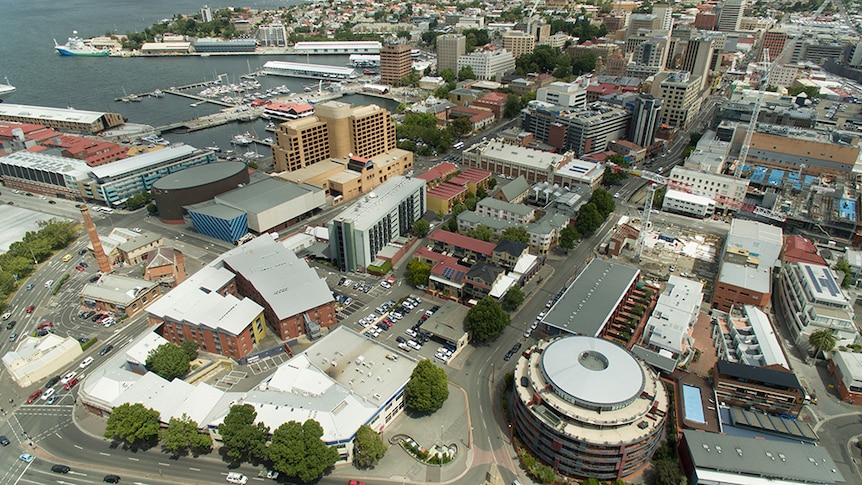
[712,283,770,312]
[829,360,862,405]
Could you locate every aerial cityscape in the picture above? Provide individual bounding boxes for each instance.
[1,0,862,484]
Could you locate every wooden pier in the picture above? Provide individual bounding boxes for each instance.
[156,107,265,133]
[113,75,228,102]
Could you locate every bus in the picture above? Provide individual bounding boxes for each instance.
[453,141,464,150]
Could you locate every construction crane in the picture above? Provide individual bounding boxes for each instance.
[526,0,543,38]
[634,184,657,262]
[733,48,775,179]
[605,161,787,222]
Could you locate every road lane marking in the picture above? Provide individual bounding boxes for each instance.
[128,457,139,461]
[158,462,170,466]
[189,467,200,471]
[99,452,110,456]
[74,445,82,449]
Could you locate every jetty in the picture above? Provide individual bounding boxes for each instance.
[114,75,227,102]
[156,107,265,133]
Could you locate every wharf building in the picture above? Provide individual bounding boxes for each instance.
[512,336,668,480]
[272,101,397,173]
[0,104,124,135]
[520,101,631,156]
[261,61,358,81]
[193,38,257,53]
[380,42,413,85]
[436,34,466,75]
[328,176,426,272]
[291,41,381,55]
[0,123,128,167]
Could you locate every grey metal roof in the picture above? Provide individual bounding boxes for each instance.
[185,200,245,220]
[117,232,161,252]
[715,360,802,390]
[682,430,845,484]
[80,274,158,305]
[333,176,426,231]
[89,145,200,180]
[498,176,530,201]
[152,161,247,191]
[543,259,640,337]
[215,177,322,214]
[413,301,468,344]
[465,261,504,284]
[222,236,333,320]
[494,239,528,257]
[0,103,107,123]
[476,197,535,217]
[457,210,518,231]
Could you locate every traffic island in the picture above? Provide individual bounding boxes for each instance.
[390,434,457,466]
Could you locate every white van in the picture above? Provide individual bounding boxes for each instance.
[45,279,54,288]
[226,472,248,484]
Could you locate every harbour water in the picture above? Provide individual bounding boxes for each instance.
[0,0,398,151]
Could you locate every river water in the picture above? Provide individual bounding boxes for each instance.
[0,0,398,150]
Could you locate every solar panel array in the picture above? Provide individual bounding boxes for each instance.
[805,264,840,297]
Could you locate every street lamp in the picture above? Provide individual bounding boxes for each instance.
[28,244,37,265]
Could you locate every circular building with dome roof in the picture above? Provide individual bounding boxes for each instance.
[512,336,668,481]
[152,161,249,224]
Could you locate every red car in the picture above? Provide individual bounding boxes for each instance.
[26,389,42,403]
[74,265,85,271]
[346,481,365,485]
[37,322,53,329]
[26,306,35,314]
[63,377,79,390]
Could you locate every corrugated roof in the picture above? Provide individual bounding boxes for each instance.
[716,360,802,389]
[428,229,496,256]
[0,103,108,124]
[215,177,323,214]
[90,144,200,180]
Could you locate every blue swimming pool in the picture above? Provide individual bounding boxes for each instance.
[682,384,706,424]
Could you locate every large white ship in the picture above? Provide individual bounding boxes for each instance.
[54,31,109,57]
[0,77,15,102]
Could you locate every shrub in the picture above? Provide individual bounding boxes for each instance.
[367,260,393,276]
[52,274,70,295]
[81,337,98,351]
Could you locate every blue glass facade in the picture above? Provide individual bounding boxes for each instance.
[188,210,248,243]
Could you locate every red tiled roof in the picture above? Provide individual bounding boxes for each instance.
[414,246,447,264]
[587,84,617,95]
[267,101,314,113]
[783,235,827,266]
[478,92,508,104]
[430,257,471,281]
[416,162,458,183]
[427,181,467,200]
[428,230,496,256]
[449,168,491,185]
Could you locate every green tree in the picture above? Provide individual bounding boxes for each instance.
[446,217,459,232]
[576,203,603,235]
[458,66,475,81]
[162,414,212,456]
[835,259,853,288]
[500,226,529,244]
[104,403,161,447]
[412,219,431,237]
[406,258,432,287]
[590,188,615,218]
[504,93,522,118]
[405,359,450,413]
[125,191,154,210]
[653,186,667,209]
[448,116,473,137]
[464,296,511,343]
[180,340,198,361]
[559,223,581,252]
[809,328,837,359]
[146,203,158,215]
[502,286,525,311]
[652,459,683,485]
[439,68,456,82]
[467,224,494,241]
[146,343,192,381]
[353,424,388,468]
[218,404,270,463]
[268,419,339,482]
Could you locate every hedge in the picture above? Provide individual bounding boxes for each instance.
[367,260,392,276]
[81,337,98,351]
[52,274,70,295]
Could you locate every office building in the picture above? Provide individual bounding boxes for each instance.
[502,30,536,59]
[777,261,858,351]
[81,274,161,318]
[652,3,673,31]
[628,93,662,148]
[680,38,715,90]
[650,71,702,129]
[328,176,426,271]
[761,30,788,61]
[436,34,466,75]
[716,0,743,32]
[662,189,716,218]
[536,82,587,108]
[513,336,669,480]
[380,42,413,85]
[520,101,631,155]
[272,101,396,172]
[200,5,212,22]
[457,48,516,81]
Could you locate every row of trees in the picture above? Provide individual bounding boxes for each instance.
[122,10,240,49]
[105,403,212,456]
[515,45,598,81]
[0,220,77,312]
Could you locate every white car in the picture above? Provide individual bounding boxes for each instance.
[531,321,539,330]
[405,328,417,337]
[41,388,56,401]
[407,340,422,350]
[380,281,391,289]
[524,329,532,338]
[390,312,402,320]
[398,342,411,352]
[79,357,94,368]
[435,352,449,361]
[1,312,10,320]
[60,371,77,384]
[132,227,142,233]
[226,472,248,485]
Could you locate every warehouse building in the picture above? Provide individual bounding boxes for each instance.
[0,103,124,135]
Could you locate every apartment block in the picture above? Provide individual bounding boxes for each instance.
[457,48,515,81]
[436,34,466,75]
[502,30,535,58]
[650,71,703,129]
[713,361,806,416]
[520,101,631,155]
[536,82,587,108]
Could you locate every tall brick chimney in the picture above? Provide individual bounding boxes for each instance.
[78,205,112,274]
